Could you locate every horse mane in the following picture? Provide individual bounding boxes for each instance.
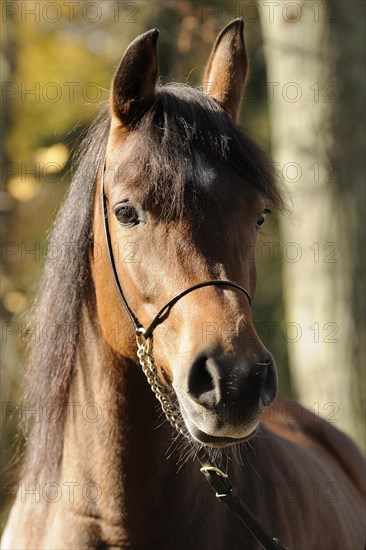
[23,108,110,482]
[22,84,285,484]
[115,84,285,220]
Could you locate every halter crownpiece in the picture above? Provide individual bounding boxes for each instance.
[101,158,288,550]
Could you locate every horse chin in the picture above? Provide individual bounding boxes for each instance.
[178,401,260,448]
[187,423,259,448]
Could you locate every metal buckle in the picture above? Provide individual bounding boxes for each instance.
[200,465,228,479]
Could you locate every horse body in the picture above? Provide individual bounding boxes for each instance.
[3,317,365,549]
[3,325,364,549]
[2,19,365,550]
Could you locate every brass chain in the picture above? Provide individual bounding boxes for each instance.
[136,329,189,438]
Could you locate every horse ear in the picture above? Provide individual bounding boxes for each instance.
[203,18,248,122]
[111,29,159,127]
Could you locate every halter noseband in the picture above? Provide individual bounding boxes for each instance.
[100,158,287,550]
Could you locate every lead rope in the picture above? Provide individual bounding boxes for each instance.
[136,329,288,550]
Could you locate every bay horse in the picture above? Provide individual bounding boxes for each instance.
[2,19,365,550]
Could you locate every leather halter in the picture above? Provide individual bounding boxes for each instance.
[101,159,288,550]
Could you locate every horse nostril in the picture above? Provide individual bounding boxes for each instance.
[258,355,277,408]
[188,354,220,407]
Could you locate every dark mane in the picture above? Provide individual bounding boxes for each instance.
[23,108,110,482]
[117,84,284,220]
[22,84,284,483]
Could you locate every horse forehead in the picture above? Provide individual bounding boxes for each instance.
[191,153,218,189]
[109,149,223,194]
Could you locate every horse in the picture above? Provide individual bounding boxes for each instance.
[2,18,365,550]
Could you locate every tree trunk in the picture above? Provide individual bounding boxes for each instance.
[259,0,365,447]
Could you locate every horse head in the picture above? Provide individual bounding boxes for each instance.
[92,20,282,448]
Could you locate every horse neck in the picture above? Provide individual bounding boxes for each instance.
[59,304,199,543]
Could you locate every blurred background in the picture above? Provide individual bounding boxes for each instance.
[1,0,365,530]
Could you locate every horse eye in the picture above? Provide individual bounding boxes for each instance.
[255,210,269,230]
[115,204,139,227]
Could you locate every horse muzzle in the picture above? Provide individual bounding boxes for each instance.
[173,347,277,447]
